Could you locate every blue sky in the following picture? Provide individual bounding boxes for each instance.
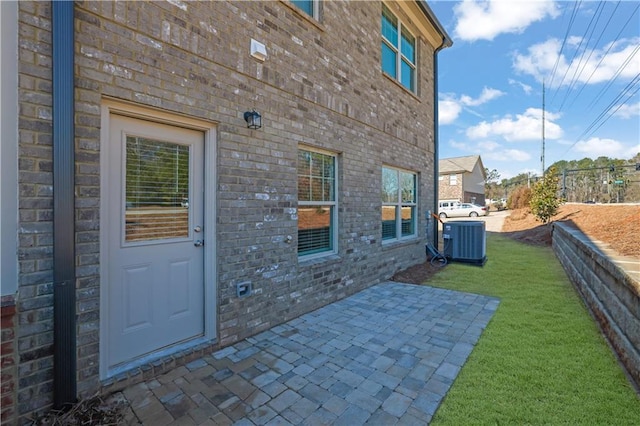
[429,0,640,180]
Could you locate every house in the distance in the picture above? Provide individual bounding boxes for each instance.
[439,155,487,205]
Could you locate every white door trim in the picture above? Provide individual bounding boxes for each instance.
[99,99,217,380]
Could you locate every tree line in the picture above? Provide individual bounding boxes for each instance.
[485,153,640,205]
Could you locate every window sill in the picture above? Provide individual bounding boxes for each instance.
[298,252,341,267]
[280,1,326,32]
[381,72,421,102]
[381,236,421,249]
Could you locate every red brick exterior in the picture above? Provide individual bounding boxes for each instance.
[439,173,463,200]
[1,296,17,425]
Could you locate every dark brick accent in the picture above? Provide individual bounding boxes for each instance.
[1,296,17,425]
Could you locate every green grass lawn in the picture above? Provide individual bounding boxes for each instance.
[429,233,640,425]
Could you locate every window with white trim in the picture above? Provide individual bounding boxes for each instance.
[449,174,457,185]
[291,0,318,19]
[381,4,416,92]
[382,167,417,241]
[298,148,337,257]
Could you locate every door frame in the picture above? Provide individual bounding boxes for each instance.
[99,98,217,380]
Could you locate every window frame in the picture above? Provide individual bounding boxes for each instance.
[297,147,338,259]
[290,0,319,19]
[381,4,417,93]
[381,166,418,242]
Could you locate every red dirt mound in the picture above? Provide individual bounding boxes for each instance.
[503,204,639,257]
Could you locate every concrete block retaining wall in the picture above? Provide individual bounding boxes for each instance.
[552,222,640,389]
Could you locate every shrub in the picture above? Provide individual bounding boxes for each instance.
[490,201,505,211]
[530,166,564,223]
[506,208,529,221]
[507,187,532,210]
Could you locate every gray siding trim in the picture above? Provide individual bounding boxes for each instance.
[0,0,19,296]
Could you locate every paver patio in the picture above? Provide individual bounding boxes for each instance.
[118,282,499,425]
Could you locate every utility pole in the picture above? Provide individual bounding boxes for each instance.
[541,82,545,176]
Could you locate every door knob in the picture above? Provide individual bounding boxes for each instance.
[194,226,202,233]
[194,240,204,247]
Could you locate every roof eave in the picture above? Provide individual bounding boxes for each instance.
[416,0,453,49]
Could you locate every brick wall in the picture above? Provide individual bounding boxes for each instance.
[17,1,440,419]
[439,175,484,204]
[16,1,55,422]
[1,296,17,425]
[439,173,462,200]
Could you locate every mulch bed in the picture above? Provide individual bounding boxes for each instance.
[30,394,127,426]
[391,259,448,285]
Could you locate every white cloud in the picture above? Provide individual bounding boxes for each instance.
[449,140,471,151]
[447,139,531,163]
[478,141,501,151]
[439,87,504,125]
[466,108,563,141]
[439,99,463,125]
[567,36,582,47]
[484,149,532,162]
[513,39,563,80]
[454,0,559,42]
[613,102,640,119]
[508,78,533,95]
[513,37,640,86]
[460,87,505,106]
[573,137,640,159]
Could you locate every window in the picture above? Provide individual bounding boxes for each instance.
[449,174,457,185]
[298,148,336,257]
[125,136,190,242]
[291,0,317,19]
[382,167,417,241]
[381,4,416,92]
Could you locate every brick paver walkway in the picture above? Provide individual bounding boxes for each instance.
[118,282,499,425]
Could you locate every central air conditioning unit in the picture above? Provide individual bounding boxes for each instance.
[442,221,487,265]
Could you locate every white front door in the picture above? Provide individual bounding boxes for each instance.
[106,115,205,369]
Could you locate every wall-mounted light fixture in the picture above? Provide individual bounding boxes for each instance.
[244,109,262,129]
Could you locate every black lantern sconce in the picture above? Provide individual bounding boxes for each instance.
[244,109,262,130]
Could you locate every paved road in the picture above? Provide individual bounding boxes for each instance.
[439,210,509,233]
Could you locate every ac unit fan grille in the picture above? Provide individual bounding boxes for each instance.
[443,221,487,265]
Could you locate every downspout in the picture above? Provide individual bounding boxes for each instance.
[416,1,452,247]
[431,44,445,247]
[52,0,76,409]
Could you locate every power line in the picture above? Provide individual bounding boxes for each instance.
[546,1,571,91]
[584,5,640,111]
[555,1,605,103]
[580,75,640,140]
[563,0,622,111]
[549,1,639,112]
[557,1,607,111]
[549,2,640,162]
[548,0,582,102]
[559,72,640,157]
